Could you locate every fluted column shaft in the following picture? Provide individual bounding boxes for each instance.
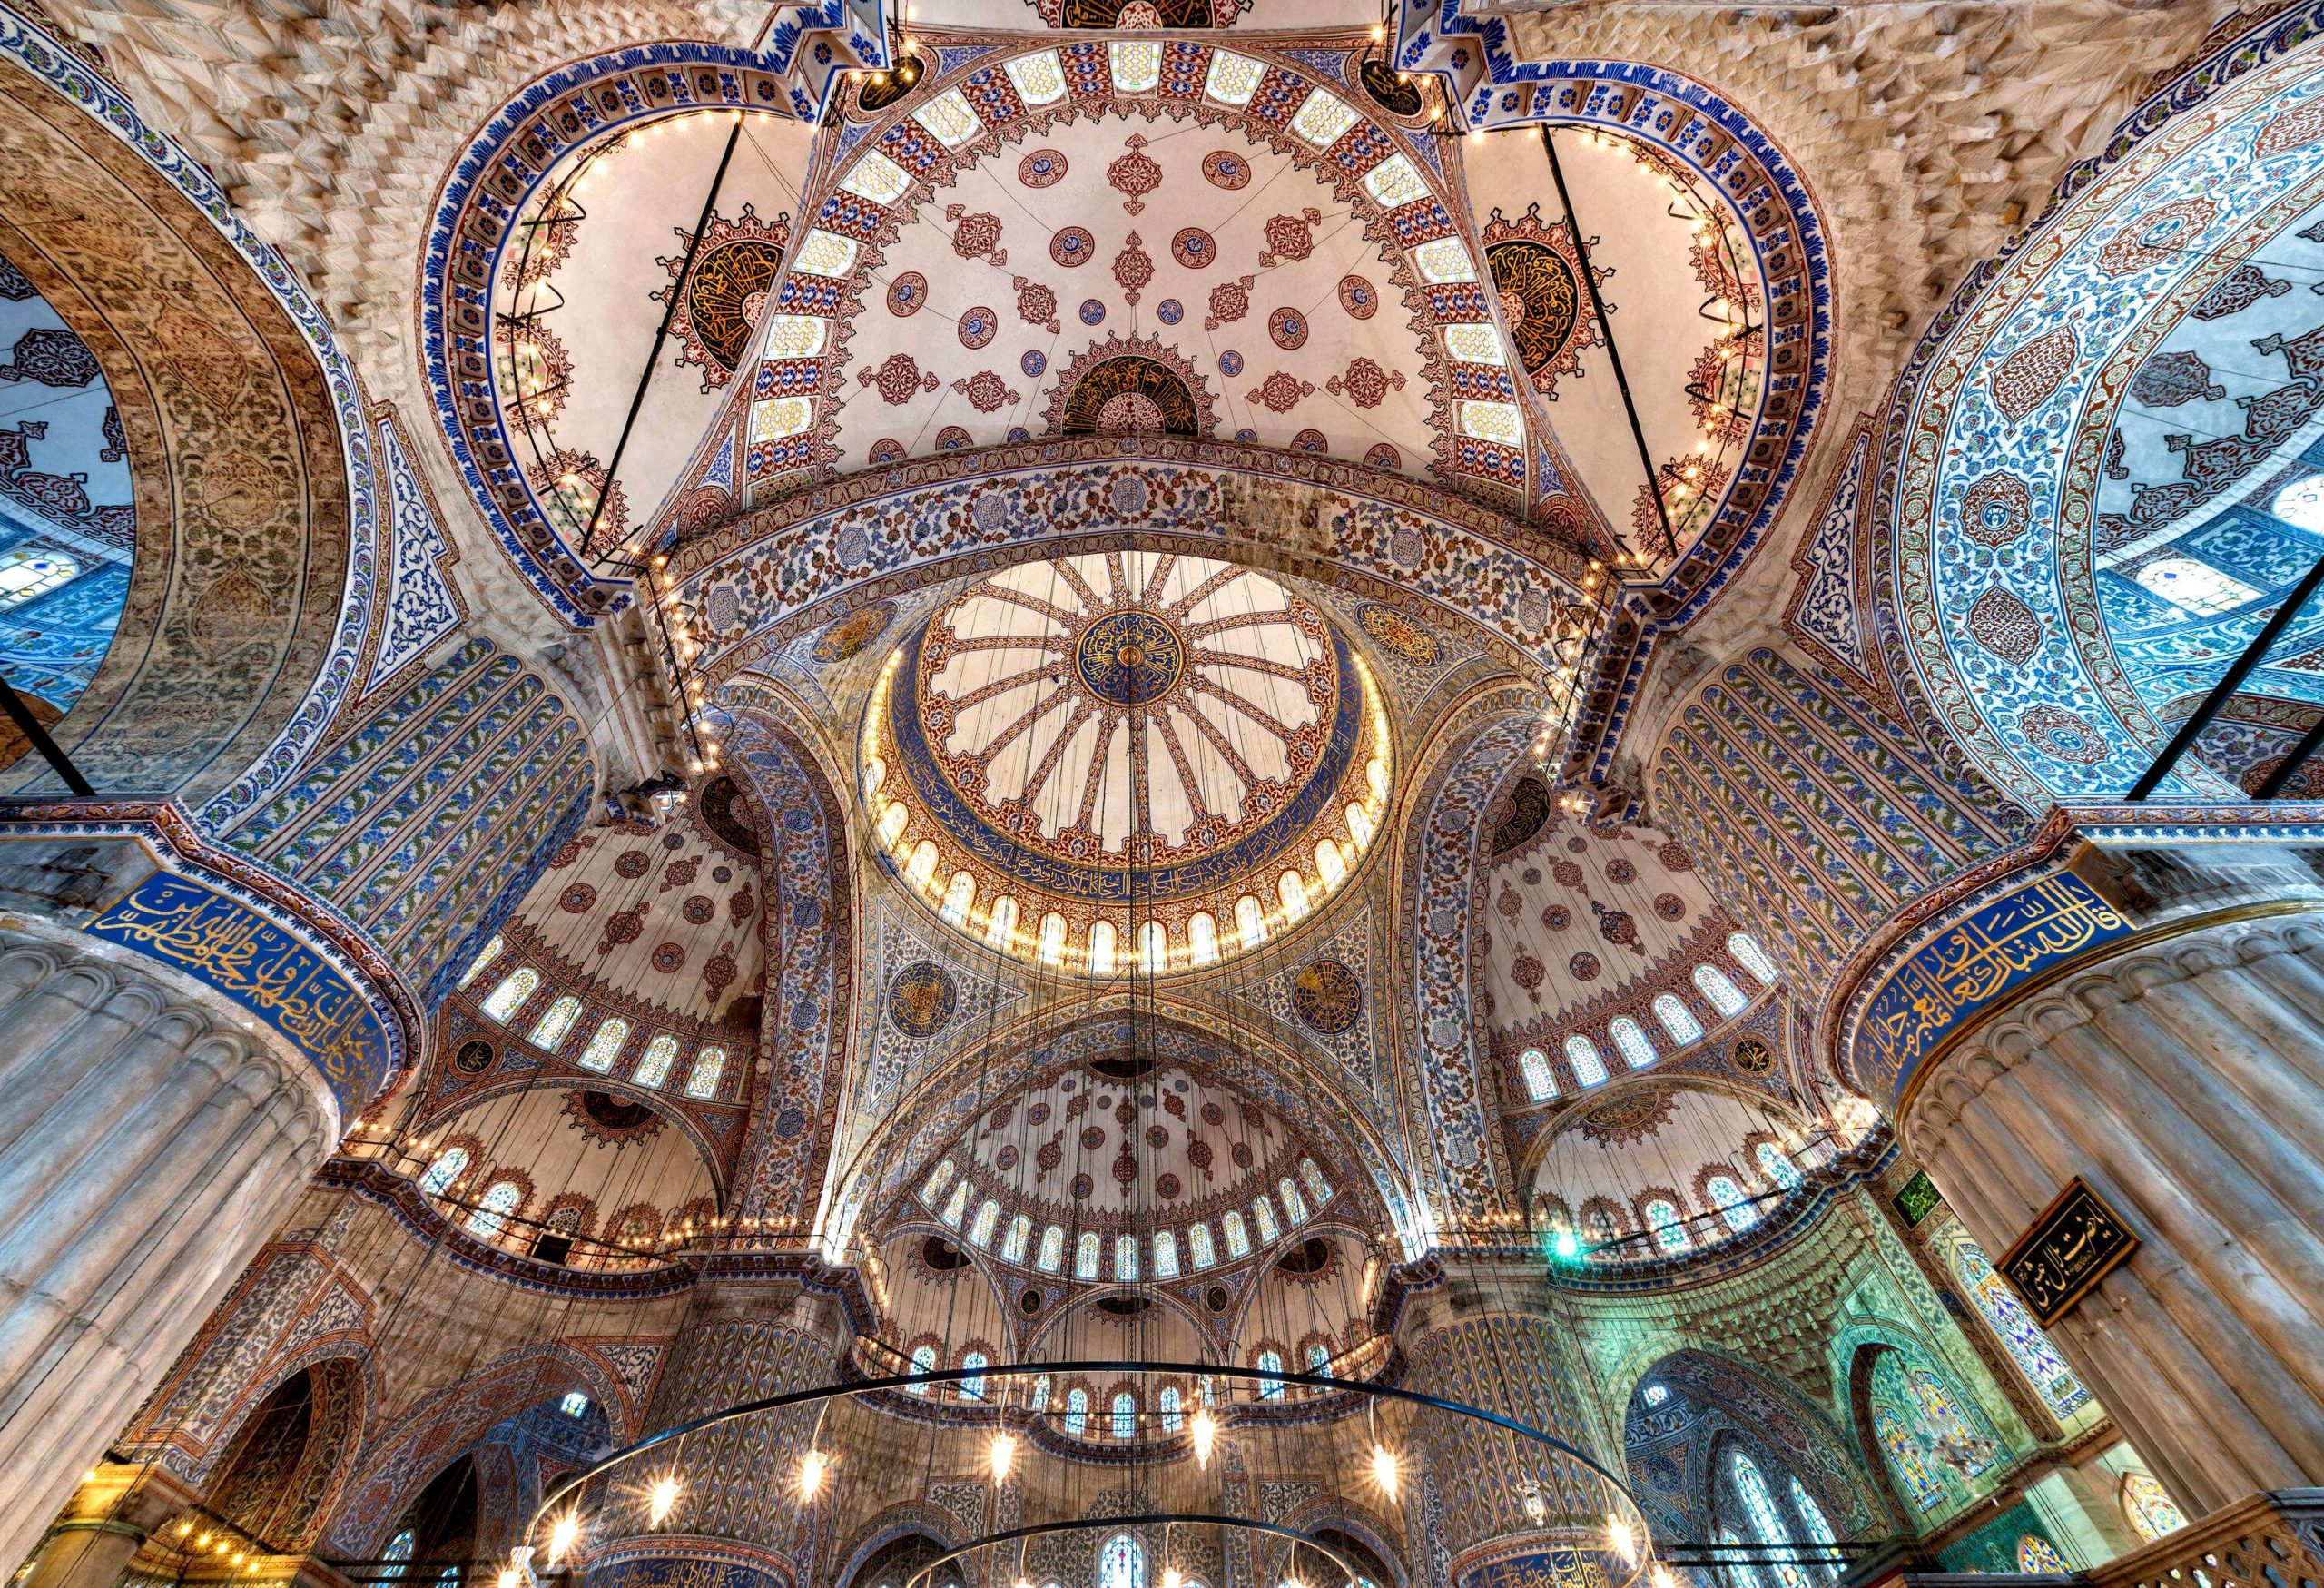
[0,918,336,1573]
[1901,913,2324,1518]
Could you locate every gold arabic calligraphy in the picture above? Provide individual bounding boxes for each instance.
[2001,1182,2137,1324]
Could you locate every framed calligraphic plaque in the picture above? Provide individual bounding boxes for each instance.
[1997,1177,2140,1327]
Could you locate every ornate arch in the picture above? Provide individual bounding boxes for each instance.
[1624,1347,1878,1539]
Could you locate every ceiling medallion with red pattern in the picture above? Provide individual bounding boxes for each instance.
[1039,333,1219,440]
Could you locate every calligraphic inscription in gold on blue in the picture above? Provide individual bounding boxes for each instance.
[86,873,390,1113]
[1857,872,2132,1107]
[1463,1546,1614,1588]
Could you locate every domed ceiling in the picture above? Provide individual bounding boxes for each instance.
[861,550,1390,972]
[1534,1083,1807,1264]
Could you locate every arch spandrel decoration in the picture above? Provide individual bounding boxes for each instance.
[1882,6,2324,804]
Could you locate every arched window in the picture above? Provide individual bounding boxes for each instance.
[1646,1200,1689,1254]
[941,871,975,924]
[1642,1384,1669,1407]
[1002,1215,1031,1264]
[684,1045,726,1100]
[1278,1176,1308,1224]
[1038,1225,1064,1272]
[1315,838,1347,890]
[2135,556,2260,616]
[1158,1384,1183,1433]
[941,1180,970,1227]
[1520,1048,1556,1100]
[1280,871,1310,922]
[876,802,909,847]
[1953,1242,2089,1420]
[0,548,78,607]
[479,967,539,1022]
[1567,1035,1608,1087]
[634,1035,678,1088]
[2016,1537,2070,1575]
[1757,1142,1802,1190]
[1187,912,1220,966]
[1076,1231,1101,1278]
[970,1198,1000,1247]
[1305,1342,1332,1377]
[1695,964,1748,1016]
[908,1343,938,1395]
[1906,1368,1991,1475]
[1223,1210,1250,1258]
[1655,993,1704,1045]
[576,1018,628,1072]
[529,995,583,1051]
[458,934,504,990]
[1716,1528,1768,1588]
[960,1350,987,1403]
[1730,1451,1801,1588]
[1138,921,1168,973]
[1236,894,1268,949]
[1708,1174,1758,1232]
[1347,803,1374,848]
[921,1160,956,1206]
[1611,1018,1657,1070]
[1116,1233,1139,1280]
[561,1392,590,1417]
[1788,1477,1839,1582]
[468,1179,523,1239]
[985,895,1019,949]
[1037,912,1070,965]
[1873,1406,1943,1511]
[419,1147,468,1197]
[1728,932,1779,986]
[2121,1472,2186,1541]
[1189,1222,1216,1268]
[1153,1229,1179,1277]
[905,840,939,890]
[1256,1348,1286,1400]
[1065,1386,1089,1436]
[1098,1533,1145,1588]
[1029,1376,1050,1412]
[382,1530,417,1582]
[1300,1159,1331,1203]
[1112,1390,1137,1439]
[1089,919,1118,975]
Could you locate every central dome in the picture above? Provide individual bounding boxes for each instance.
[862,553,1389,972]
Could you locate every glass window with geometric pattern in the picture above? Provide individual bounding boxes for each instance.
[1952,1241,2090,1420]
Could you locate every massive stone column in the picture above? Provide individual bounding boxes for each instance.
[575,1280,852,1588]
[1901,912,2324,1516]
[0,913,337,1571]
[1403,1263,1629,1588]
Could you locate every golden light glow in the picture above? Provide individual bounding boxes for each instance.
[1189,1408,1216,1468]
[1653,1566,1679,1588]
[1371,1444,1400,1502]
[990,1432,1017,1484]
[648,1475,680,1525]
[799,1449,829,1499]
[1609,1516,1640,1567]
[547,1514,580,1566]
[1165,1571,1184,1588]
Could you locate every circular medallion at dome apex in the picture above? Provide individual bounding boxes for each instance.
[861,553,1390,973]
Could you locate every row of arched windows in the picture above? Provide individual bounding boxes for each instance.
[909,1355,1345,1435]
[1567,1140,1805,1259]
[1517,935,1776,1102]
[918,1157,1334,1276]
[462,936,729,1101]
[414,1146,688,1262]
[1716,1448,1842,1588]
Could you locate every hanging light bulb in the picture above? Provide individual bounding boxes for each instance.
[497,1569,518,1588]
[648,1475,680,1525]
[799,1449,829,1498]
[1189,1407,1216,1468]
[1653,1565,1679,1588]
[547,1514,580,1567]
[1521,1481,1548,1525]
[990,1431,1018,1484]
[1371,1445,1400,1502]
[1165,1570,1184,1588]
[1608,1516,1640,1566]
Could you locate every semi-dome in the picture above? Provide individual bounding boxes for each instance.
[861,551,1390,972]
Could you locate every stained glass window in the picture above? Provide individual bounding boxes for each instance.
[941,871,975,924]
[1252,1195,1279,1243]
[577,1018,628,1073]
[458,935,504,991]
[941,1180,970,1227]
[1038,1225,1064,1272]
[383,1531,416,1581]
[561,1392,589,1417]
[1077,1231,1100,1278]
[1159,1384,1183,1433]
[921,1160,956,1206]
[970,1198,1000,1247]
[1643,1384,1669,1407]
[1236,895,1268,949]
[1646,1200,1689,1254]
[2016,1538,2070,1575]
[1278,1176,1308,1224]
[634,1035,677,1088]
[419,1147,468,1197]
[1521,1049,1557,1100]
[1300,1158,1331,1203]
[1003,1215,1031,1263]
[530,995,582,1051]
[1696,964,1749,1016]
[1256,1348,1286,1400]
[1709,1174,1758,1231]
[1029,1375,1050,1412]
[2122,1472,2186,1542]
[479,967,539,1022]
[960,1351,988,1403]
[1089,920,1118,975]
[1612,1018,1658,1070]
[1098,1533,1145,1588]
[1757,1143,1802,1190]
[1065,1386,1088,1435]
[1907,1368,1992,1476]
[1717,1528,1767,1588]
[1656,994,1704,1045]
[684,1045,726,1100]
[1113,1390,1137,1439]
[1788,1476,1838,1581]
[1729,932,1779,986]
[1305,1342,1332,1377]
[1189,1222,1216,1267]
[1567,1035,1609,1087]
[1224,1210,1250,1258]
[1954,1242,2089,1419]
[1153,1229,1179,1277]
[468,1179,522,1239]
[1731,1451,1802,1588]
[1873,1406,1944,1511]
[1116,1233,1139,1279]
[909,1344,937,1394]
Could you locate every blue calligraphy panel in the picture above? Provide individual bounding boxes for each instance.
[85,873,392,1114]
[1856,872,2133,1107]
[1460,1544,1616,1588]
